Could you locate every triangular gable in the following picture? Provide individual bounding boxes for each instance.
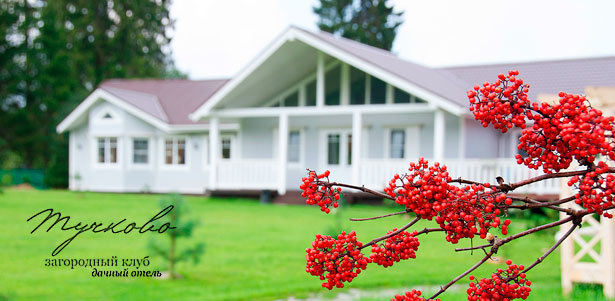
[190,26,466,120]
[57,88,170,133]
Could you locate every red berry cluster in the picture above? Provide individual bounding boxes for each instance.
[370,229,420,267]
[384,158,453,220]
[467,260,532,301]
[436,191,512,243]
[468,70,530,133]
[385,158,512,243]
[300,170,342,214]
[468,71,615,174]
[568,161,615,217]
[516,92,615,173]
[305,231,370,290]
[392,289,439,301]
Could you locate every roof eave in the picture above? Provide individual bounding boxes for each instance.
[56,88,171,133]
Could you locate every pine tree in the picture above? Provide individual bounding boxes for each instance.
[0,0,178,186]
[147,194,205,279]
[313,0,404,51]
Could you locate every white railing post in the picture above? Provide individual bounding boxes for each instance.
[434,109,445,162]
[352,111,362,185]
[603,210,615,298]
[209,117,219,190]
[278,113,288,195]
[316,51,325,107]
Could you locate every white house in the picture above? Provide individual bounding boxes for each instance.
[57,26,615,197]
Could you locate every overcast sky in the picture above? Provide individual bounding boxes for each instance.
[170,0,615,79]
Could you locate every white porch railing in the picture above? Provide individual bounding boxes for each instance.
[213,158,559,195]
[216,159,278,190]
[359,158,560,195]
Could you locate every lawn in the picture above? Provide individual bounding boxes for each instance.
[0,189,607,300]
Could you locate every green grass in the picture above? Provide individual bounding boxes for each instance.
[0,189,609,300]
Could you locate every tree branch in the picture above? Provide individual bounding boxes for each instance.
[502,167,615,192]
[358,217,420,250]
[506,221,580,282]
[455,242,492,253]
[349,209,409,221]
[429,249,495,300]
[329,182,395,201]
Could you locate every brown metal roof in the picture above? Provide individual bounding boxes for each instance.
[100,79,228,124]
[94,29,615,124]
[441,57,615,101]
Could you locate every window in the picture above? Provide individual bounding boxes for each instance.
[390,130,406,158]
[97,137,118,164]
[327,134,340,164]
[288,131,301,163]
[306,80,316,106]
[350,67,365,105]
[325,131,353,166]
[283,91,299,107]
[132,138,148,164]
[371,76,386,104]
[394,88,411,103]
[164,138,186,165]
[325,65,341,105]
[177,140,186,164]
[221,137,232,159]
[347,134,352,164]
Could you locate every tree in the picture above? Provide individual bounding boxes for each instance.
[148,194,204,279]
[301,70,615,300]
[313,0,404,51]
[0,0,177,186]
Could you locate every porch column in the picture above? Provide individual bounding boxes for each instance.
[278,113,289,195]
[351,111,362,185]
[209,117,219,190]
[316,51,325,107]
[433,109,445,162]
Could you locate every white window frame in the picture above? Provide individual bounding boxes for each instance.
[263,61,341,107]
[160,136,190,170]
[220,134,237,160]
[91,136,121,169]
[383,126,421,160]
[128,136,153,169]
[319,129,353,168]
[273,127,305,168]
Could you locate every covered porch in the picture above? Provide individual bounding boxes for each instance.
[205,106,560,197]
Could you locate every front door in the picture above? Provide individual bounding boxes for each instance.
[320,129,353,184]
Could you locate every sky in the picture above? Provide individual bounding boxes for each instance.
[170,0,615,79]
